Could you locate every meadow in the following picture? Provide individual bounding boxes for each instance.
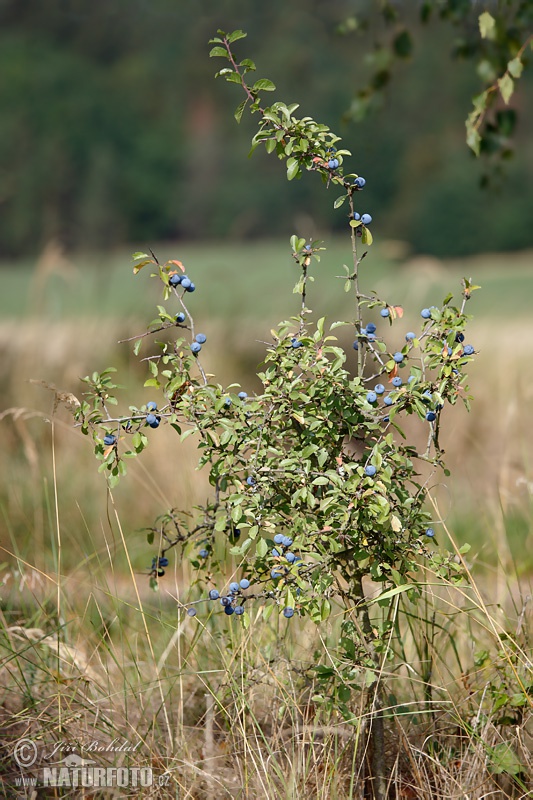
[0,239,532,798]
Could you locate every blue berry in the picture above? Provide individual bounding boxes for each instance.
[271,569,282,580]
[425,527,435,538]
[246,476,256,486]
[224,397,232,407]
[422,391,433,403]
[187,607,197,617]
[352,341,359,350]
[185,282,196,292]
[281,536,293,547]
[234,605,244,615]
[199,548,208,558]
[366,323,377,334]
[380,308,390,318]
[238,391,247,400]
[374,384,385,394]
[393,352,404,363]
[291,338,303,348]
[229,582,240,594]
[190,342,202,354]
[361,213,372,225]
[158,557,169,568]
[421,308,431,319]
[392,377,403,388]
[366,391,377,404]
[181,278,192,290]
[209,589,220,600]
[405,332,416,341]
[366,333,376,342]
[365,465,377,477]
[354,177,366,188]
[103,434,116,446]
[272,548,280,557]
[274,534,284,545]
[353,212,361,221]
[146,413,158,426]
[456,332,465,343]
[285,552,296,563]
[463,344,475,355]
[408,375,416,384]
[283,607,295,618]
[384,395,394,406]
[239,579,250,590]
[195,333,207,344]
[224,605,234,616]
[175,311,186,323]
[169,274,182,286]
[328,158,339,169]
[426,411,437,422]
[220,596,231,606]
[147,401,157,412]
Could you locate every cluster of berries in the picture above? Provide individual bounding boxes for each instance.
[206,579,250,616]
[169,273,196,292]
[191,333,206,354]
[353,212,372,225]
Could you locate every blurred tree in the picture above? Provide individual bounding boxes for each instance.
[0,0,530,258]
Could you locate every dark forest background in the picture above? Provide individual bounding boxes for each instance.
[0,0,531,259]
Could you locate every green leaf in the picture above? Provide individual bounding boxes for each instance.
[265,138,277,153]
[362,227,373,246]
[498,73,514,104]
[144,378,160,388]
[227,30,247,44]
[478,11,495,40]
[256,537,268,557]
[334,195,347,209]
[286,158,300,181]
[252,79,276,92]
[209,46,228,58]
[234,99,247,123]
[507,57,523,79]
[133,339,142,356]
[466,125,481,155]
[320,599,331,621]
[393,29,413,59]
[225,72,243,84]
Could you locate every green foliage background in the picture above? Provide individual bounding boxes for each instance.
[0,0,531,258]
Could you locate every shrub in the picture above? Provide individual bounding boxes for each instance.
[73,29,480,798]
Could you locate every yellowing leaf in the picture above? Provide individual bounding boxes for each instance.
[391,515,402,533]
[498,73,514,104]
[168,259,185,272]
[507,57,523,79]
[478,11,495,40]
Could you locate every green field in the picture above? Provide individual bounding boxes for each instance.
[3,239,533,322]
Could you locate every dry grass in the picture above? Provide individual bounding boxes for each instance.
[0,253,532,797]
